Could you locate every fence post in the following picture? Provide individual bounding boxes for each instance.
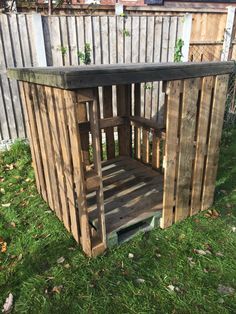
[182,13,192,62]
[221,6,236,61]
[31,14,47,66]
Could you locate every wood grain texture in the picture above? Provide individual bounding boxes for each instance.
[103,86,115,159]
[161,80,181,229]
[191,76,214,215]
[201,74,229,210]
[64,89,92,256]
[175,78,200,222]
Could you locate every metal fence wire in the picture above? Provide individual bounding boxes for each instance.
[189,44,236,127]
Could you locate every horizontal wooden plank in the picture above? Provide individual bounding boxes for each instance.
[79,116,127,133]
[130,116,164,130]
[8,61,235,89]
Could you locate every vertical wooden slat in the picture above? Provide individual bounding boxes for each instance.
[134,83,141,160]
[37,85,62,221]
[77,16,85,65]
[60,16,70,66]
[89,89,106,254]
[54,88,83,240]
[76,102,90,166]
[152,134,160,169]
[161,80,181,229]
[64,89,91,256]
[124,17,131,64]
[175,78,200,222]
[30,83,55,211]
[103,86,115,159]
[48,16,63,66]
[117,85,131,156]
[93,16,102,65]
[23,82,47,201]
[45,86,71,231]
[191,76,214,215]
[117,16,124,64]
[201,74,229,210]
[19,82,40,193]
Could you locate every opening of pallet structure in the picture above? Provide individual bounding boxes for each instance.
[8,61,234,256]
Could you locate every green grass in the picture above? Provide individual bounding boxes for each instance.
[1,130,236,314]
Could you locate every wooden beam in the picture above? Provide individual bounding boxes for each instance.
[221,7,236,61]
[8,61,235,90]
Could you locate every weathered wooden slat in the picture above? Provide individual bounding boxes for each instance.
[89,89,106,255]
[19,82,40,193]
[191,76,214,215]
[31,83,55,210]
[201,74,229,210]
[76,101,90,166]
[8,62,235,90]
[54,88,81,238]
[117,85,132,156]
[175,78,200,222]
[134,83,141,160]
[64,89,92,256]
[152,133,161,169]
[23,82,47,201]
[45,85,71,230]
[161,80,181,229]
[103,86,115,159]
[36,85,62,220]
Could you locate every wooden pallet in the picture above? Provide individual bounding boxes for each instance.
[87,157,163,247]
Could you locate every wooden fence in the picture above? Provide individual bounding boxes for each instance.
[1,7,236,141]
[0,13,188,141]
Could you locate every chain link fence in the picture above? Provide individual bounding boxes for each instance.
[189,44,236,127]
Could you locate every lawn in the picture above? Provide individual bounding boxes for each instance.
[1,129,236,314]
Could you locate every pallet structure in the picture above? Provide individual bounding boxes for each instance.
[8,61,233,256]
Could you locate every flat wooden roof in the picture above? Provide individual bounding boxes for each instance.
[8,61,235,89]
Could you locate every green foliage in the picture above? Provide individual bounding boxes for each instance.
[174,38,184,62]
[77,43,91,65]
[144,83,152,90]
[123,29,130,37]
[58,46,67,57]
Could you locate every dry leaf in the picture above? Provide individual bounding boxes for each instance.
[10,222,16,228]
[2,203,11,208]
[18,254,23,261]
[217,284,235,296]
[2,293,13,313]
[128,253,134,259]
[64,264,70,269]
[194,249,207,255]
[57,257,65,264]
[216,252,224,257]
[204,209,220,219]
[1,242,7,253]
[232,227,236,233]
[52,285,63,294]
[136,278,145,284]
[0,188,5,194]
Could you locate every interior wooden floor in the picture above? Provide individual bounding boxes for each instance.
[87,156,163,235]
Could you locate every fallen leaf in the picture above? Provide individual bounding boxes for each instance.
[217,284,235,296]
[0,188,5,194]
[156,253,161,258]
[136,278,145,284]
[2,293,13,313]
[194,249,207,255]
[57,257,65,264]
[18,254,23,261]
[64,264,70,269]
[232,227,236,233]
[2,203,11,208]
[1,242,7,253]
[216,252,224,257]
[10,222,16,228]
[128,253,134,259]
[187,257,196,267]
[204,209,220,219]
[52,285,63,294]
